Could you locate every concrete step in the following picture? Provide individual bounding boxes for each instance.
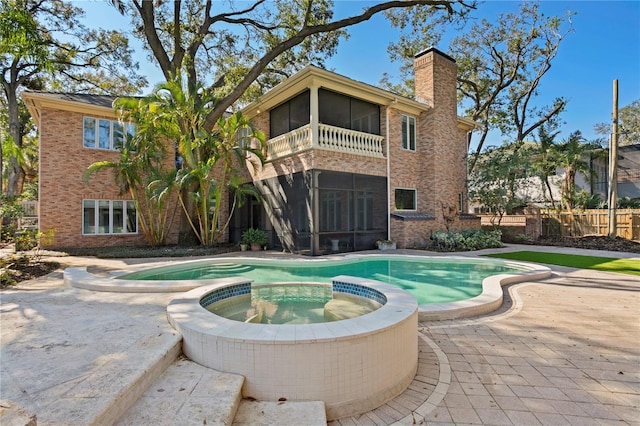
[232,400,327,426]
[0,400,37,426]
[83,330,182,425]
[115,357,244,426]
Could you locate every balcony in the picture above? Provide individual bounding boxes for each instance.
[266,123,385,162]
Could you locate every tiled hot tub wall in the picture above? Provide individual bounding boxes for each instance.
[168,275,418,420]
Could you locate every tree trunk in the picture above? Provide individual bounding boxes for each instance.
[544,176,556,208]
[177,186,199,245]
[5,86,25,197]
[561,168,576,211]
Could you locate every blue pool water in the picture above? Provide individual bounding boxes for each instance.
[119,256,526,305]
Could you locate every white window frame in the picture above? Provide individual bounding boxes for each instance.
[394,188,417,211]
[320,191,342,231]
[355,190,373,230]
[82,199,138,235]
[83,116,135,151]
[401,114,416,151]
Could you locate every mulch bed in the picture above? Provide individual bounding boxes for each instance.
[1,255,59,288]
[534,236,640,254]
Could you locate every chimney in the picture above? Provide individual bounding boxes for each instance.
[413,47,465,220]
[413,47,457,115]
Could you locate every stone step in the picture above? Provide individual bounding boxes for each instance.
[116,357,244,426]
[0,400,37,426]
[232,400,327,426]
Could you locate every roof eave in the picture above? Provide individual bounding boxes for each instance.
[457,116,480,131]
[21,91,117,121]
[241,65,430,117]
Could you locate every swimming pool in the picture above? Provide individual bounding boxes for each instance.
[119,255,527,305]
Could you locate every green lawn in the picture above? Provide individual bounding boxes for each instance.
[484,251,640,276]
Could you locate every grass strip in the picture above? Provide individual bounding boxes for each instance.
[484,251,640,276]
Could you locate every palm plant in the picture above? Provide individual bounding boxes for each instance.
[84,97,177,246]
[554,131,601,211]
[533,124,561,208]
[209,112,265,243]
[86,70,266,247]
[149,73,265,245]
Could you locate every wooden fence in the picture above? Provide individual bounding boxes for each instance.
[540,209,640,240]
[18,201,39,229]
[480,209,640,241]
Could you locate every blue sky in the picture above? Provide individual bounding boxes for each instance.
[78,0,640,147]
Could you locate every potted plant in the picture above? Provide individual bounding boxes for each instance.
[376,239,396,250]
[241,228,268,251]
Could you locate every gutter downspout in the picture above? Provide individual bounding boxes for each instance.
[386,104,392,240]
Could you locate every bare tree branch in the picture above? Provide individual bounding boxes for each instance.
[205,0,464,127]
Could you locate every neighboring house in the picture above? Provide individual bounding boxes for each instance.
[24,47,479,254]
[578,144,640,201]
[469,144,640,213]
[615,144,640,199]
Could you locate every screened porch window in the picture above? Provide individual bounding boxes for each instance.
[269,90,310,138]
[319,89,380,135]
[354,191,373,230]
[320,191,343,232]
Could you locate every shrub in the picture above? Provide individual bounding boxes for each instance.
[511,233,535,244]
[431,229,503,252]
[241,228,268,246]
[0,264,16,287]
[0,197,24,243]
[14,229,39,252]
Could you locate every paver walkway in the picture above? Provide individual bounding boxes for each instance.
[1,246,638,425]
[422,268,639,425]
[330,263,640,425]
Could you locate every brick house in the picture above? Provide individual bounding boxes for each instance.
[24,47,479,253]
[22,92,179,249]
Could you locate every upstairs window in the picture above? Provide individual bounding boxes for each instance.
[83,117,135,151]
[401,115,416,151]
[394,188,416,210]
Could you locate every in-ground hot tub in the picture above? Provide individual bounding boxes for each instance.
[167,275,418,420]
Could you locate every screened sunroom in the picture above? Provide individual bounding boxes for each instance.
[230,170,388,255]
[265,87,385,161]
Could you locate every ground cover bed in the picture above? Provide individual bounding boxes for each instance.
[533,235,640,253]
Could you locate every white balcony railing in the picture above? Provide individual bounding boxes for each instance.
[266,123,385,161]
[266,124,312,160]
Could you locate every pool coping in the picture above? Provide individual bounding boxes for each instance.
[63,254,551,321]
[167,275,418,344]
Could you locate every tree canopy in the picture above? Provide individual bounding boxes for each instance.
[118,0,474,130]
[468,142,532,224]
[595,99,640,146]
[384,1,573,173]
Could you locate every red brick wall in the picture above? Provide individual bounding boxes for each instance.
[38,107,180,249]
[388,49,474,248]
